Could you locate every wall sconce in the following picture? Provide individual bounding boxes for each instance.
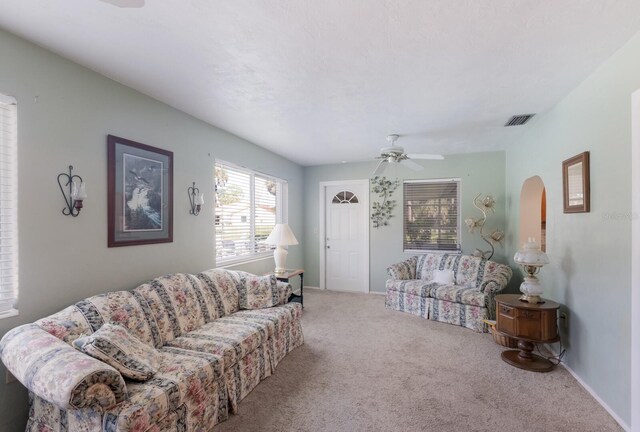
[57,165,87,217]
[188,182,204,216]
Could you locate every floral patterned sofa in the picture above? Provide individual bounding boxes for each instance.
[0,269,303,431]
[385,253,512,332]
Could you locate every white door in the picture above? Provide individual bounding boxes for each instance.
[324,182,368,292]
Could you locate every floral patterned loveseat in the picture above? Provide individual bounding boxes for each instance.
[385,253,512,332]
[0,268,303,431]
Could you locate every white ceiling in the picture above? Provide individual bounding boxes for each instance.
[1,1,640,166]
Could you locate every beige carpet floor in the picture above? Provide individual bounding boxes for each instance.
[216,289,622,432]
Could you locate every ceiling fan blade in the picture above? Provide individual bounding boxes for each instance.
[406,154,445,160]
[400,159,424,171]
[372,160,387,176]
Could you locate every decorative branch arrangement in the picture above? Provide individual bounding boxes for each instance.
[464,194,504,260]
[371,176,399,228]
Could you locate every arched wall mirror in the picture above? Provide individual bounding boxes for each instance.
[520,176,547,252]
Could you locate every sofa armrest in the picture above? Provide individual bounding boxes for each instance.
[276,281,293,305]
[0,324,127,410]
[481,279,506,296]
[480,263,512,292]
[480,280,508,320]
[387,257,417,280]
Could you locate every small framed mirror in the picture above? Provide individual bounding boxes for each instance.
[562,151,590,213]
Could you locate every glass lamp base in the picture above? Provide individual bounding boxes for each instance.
[519,275,543,304]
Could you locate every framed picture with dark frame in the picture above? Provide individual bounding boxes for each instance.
[562,151,590,213]
[107,135,173,247]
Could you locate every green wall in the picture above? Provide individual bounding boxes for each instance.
[303,151,506,293]
[0,29,303,431]
[2,17,638,431]
[504,30,640,428]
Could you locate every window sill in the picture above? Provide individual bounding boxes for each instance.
[0,309,19,320]
[218,254,273,269]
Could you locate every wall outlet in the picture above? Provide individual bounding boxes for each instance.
[5,370,16,384]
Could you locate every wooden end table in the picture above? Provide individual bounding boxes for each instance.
[266,269,304,308]
[495,294,560,373]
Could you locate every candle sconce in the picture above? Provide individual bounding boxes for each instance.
[188,182,204,216]
[57,165,87,217]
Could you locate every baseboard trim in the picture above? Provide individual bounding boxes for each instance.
[304,286,386,296]
[544,344,630,431]
[311,287,384,295]
[324,288,369,294]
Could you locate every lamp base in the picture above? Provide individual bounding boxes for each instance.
[519,294,544,304]
[519,275,544,304]
[273,246,288,274]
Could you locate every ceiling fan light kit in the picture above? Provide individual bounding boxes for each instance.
[371,134,444,176]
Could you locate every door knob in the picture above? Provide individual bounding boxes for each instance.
[326,245,330,249]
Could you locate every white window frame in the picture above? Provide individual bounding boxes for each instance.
[0,93,18,319]
[403,178,462,254]
[215,160,288,266]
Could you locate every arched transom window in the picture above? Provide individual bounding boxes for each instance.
[332,191,359,204]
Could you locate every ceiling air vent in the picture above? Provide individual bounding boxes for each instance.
[505,114,535,127]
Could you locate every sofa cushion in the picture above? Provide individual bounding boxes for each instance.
[452,255,485,287]
[78,290,163,347]
[74,324,162,381]
[103,348,224,432]
[274,282,293,306]
[385,279,436,297]
[36,291,161,348]
[133,274,209,346]
[231,303,299,338]
[164,319,267,371]
[416,254,446,281]
[231,303,303,371]
[197,269,243,317]
[238,274,278,310]
[414,254,513,291]
[36,305,93,345]
[429,284,486,307]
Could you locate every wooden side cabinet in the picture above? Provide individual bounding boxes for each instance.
[495,294,560,372]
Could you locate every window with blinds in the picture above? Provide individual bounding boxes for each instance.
[215,161,286,264]
[0,94,18,317]
[403,179,460,252]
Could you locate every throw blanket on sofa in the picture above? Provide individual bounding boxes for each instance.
[0,268,304,432]
[385,253,512,332]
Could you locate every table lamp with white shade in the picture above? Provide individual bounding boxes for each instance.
[265,223,299,274]
[514,237,549,304]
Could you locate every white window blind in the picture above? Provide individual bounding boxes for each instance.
[215,161,286,265]
[0,94,18,316]
[403,179,460,252]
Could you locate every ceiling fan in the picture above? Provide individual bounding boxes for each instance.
[98,0,145,8]
[372,134,444,176]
